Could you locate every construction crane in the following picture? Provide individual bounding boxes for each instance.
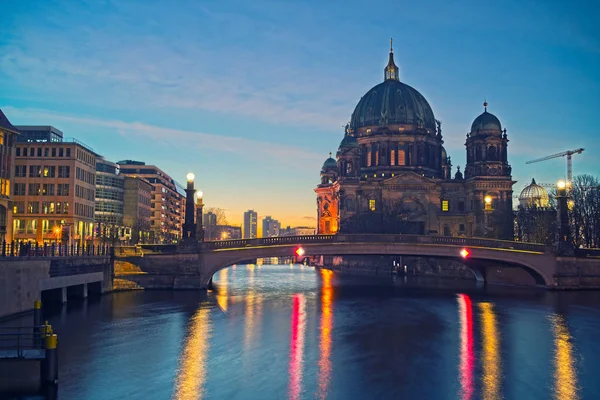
[526,148,584,186]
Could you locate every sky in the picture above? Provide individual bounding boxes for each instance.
[1,0,599,227]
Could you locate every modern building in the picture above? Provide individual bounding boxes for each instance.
[123,177,153,244]
[316,43,514,239]
[262,216,280,238]
[15,126,63,143]
[0,109,21,242]
[203,211,217,241]
[95,157,126,244]
[12,130,98,245]
[117,160,185,243]
[243,210,258,239]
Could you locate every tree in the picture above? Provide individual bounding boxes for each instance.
[514,205,556,245]
[569,174,600,248]
[341,199,426,234]
[203,207,228,225]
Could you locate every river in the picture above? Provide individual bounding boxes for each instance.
[3,264,600,399]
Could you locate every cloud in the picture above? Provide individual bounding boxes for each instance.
[301,216,316,221]
[2,106,324,166]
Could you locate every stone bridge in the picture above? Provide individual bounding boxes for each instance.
[115,234,600,290]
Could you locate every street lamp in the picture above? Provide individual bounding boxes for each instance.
[557,180,566,190]
[186,172,195,182]
[484,195,493,237]
[53,226,61,244]
[556,180,573,255]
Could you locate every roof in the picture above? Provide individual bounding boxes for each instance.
[0,109,19,134]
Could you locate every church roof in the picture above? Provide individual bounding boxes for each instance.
[470,101,502,133]
[0,108,19,134]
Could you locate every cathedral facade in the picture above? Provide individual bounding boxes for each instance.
[315,44,515,239]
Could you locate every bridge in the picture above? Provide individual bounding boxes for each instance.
[116,234,600,290]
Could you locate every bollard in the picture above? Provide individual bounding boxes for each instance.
[41,334,58,385]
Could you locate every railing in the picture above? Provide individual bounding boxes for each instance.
[200,234,548,252]
[0,326,45,359]
[0,241,112,258]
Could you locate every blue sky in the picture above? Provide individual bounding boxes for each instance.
[1,0,599,226]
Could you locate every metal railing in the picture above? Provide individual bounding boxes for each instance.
[0,326,46,359]
[200,234,548,252]
[0,241,112,258]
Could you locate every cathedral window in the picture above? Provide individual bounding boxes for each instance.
[369,199,376,211]
[441,200,449,212]
[459,224,465,232]
[375,150,379,166]
[346,162,353,175]
[398,149,406,166]
[391,150,396,166]
[458,201,465,212]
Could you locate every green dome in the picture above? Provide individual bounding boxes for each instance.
[471,103,502,133]
[339,135,358,148]
[322,157,337,170]
[350,79,436,131]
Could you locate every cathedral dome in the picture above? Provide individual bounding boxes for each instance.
[470,101,502,133]
[519,178,549,208]
[349,42,436,132]
[350,80,436,131]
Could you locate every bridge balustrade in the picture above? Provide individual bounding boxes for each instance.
[200,234,549,252]
[0,241,112,258]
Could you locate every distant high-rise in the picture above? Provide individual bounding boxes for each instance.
[262,216,280,238]
[203,211,217,241]
[243,210,258,239]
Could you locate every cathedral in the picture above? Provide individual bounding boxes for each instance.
[315,42,515,239]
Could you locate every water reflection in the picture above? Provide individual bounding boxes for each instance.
[172,307,211,400]
[479,302,501,400]
[216,268,229,312]
[457,294,474,400]
[551,314,579,400]
[288,294,307,400]
[243,266,263,353]
[317,270,333,399]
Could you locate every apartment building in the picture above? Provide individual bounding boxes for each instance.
[0,109,21,242]
[123,176,153,244]
[12,132,98,244]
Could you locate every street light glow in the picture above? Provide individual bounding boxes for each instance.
[484,196,492,204]
[295,247,305,257]
[557,180,566,190]
[196,190,203,199]
[186,172,195,182]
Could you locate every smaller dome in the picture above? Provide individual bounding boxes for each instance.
[441,146,447,161]
[339,135,358,148]
[322,157,338,171]
[471,111,502,133]
[519,178,549,208]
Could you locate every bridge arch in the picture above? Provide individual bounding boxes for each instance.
[201,240,555,288]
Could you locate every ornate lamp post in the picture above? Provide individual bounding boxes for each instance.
[195,190,204,242]
[556,180,574,255]
[484,195,493,237]
[181,173,197,245]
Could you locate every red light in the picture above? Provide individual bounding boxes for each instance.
[460,248,470,258]
[295,247,305,257]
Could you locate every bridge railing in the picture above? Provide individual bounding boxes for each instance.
[0,241,112,258]
[200,234,548,252]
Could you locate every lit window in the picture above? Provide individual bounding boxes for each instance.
[442,200,449,212]
[391,150,396,165]
[369,199,376,211]
[398,149,406,166]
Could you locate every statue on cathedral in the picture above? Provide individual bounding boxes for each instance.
[436,119,442,135]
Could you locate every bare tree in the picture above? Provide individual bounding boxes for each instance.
[569,174,600,248]
[515,205,556,245]
[203,207,228,225]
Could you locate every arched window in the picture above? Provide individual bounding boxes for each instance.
[391,150,396,166]
[398,149,406,166]
[488,145,497,161]
[346,162,353,175]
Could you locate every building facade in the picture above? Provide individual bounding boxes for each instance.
[203,211,218,241]
[95,158,126,244]
[118,160,185,243]
[0,109,21,242]
[15,126,63,143]
[12,133,98,245]
[123,177,153,244]
[316,44,514,239]
[243,210,257,239]
[262,216,281,238]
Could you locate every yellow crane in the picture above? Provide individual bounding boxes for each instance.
[526,148,585,187]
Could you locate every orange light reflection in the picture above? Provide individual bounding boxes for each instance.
[172,308,211,400]
[216,268,228,312]
[317,269,333,399]
[551,314,579,400]
[479,302,501,400]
